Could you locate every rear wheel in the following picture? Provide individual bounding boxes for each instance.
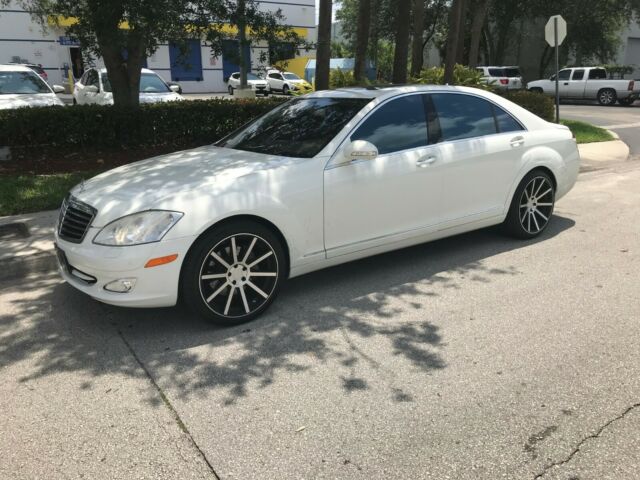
[182,221,286,325]
[503,170,555,239]
[597,88,617,106]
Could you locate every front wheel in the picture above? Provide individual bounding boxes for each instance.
[597,88,617,106]
[283,85,290,95]
[529,88,543,94]
[228,85,234,95]
[503,171,555,239]
[618,97,635,106]
[182,221,286,325]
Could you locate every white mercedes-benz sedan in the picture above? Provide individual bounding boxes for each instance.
[54,85,580,325]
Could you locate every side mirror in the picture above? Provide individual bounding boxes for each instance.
[343,140,378,163]
[85,85,99,93]
[550,75,556,81]
[169,84,181,93]
[52,85,65,94]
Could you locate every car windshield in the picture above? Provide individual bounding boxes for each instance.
[0,70,51,94]
[102,72,171,93]
[217,97,372,158]
[284,73,300,80]
[488,67,521,77]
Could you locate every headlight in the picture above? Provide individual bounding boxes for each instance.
[93,210,183,246]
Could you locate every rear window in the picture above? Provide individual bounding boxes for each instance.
[430,93,497,141]
[488,68,521,78]
[588,68,607,80]
[28,65,46,76]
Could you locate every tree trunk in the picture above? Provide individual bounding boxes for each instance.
[444,0,463,83]
[369,0,380,80]
[100,42,141,108]
[316,0,332,90]
[392,0,411,83]
[238,0,248,89]
[468,0,490,68]
[455,0,468,65]
[354,0,372,82]
[410,0,425,77]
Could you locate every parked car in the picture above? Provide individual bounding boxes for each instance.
[8,63,49,83]
[476,66,524,91]
[265,69,313,95]
[167,81,183,94]
[527,67,639,106]
[227,72,269,96]
[0,64,64,109]
[73,67,184,105]
[54,85,579,325]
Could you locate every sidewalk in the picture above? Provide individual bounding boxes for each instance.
[0,138,630,281]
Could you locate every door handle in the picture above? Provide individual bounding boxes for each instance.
[563,82,569,85]
[510,136,525,147]
[416,156,437,167]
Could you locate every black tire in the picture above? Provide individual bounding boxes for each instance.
[618,97,635,106]
[503,170,555,239]
[529,88,543,94]
[283,85,290,95]
[263,90,270,97]
[228,85,234,95]
[597,88,617,106]
[72,98,77,105]
[182,220,287,325]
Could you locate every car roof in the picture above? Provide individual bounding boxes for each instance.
[306,84,487,100]
[478,65,520,69]
[0,64,34,72]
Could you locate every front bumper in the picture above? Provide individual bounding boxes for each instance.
[54,230,195,308]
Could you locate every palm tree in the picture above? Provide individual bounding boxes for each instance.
[444,0,464,83]
[316,0,332,90]
[410,0,425,77]
[392,0,411,83]
[468,0,491,67]
[354,0,372,82]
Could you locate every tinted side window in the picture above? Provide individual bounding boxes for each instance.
[351,94,428,155]
[494,105,524,133]
[231,73,239,79]
[430,93,497,141]
[588,68,607,79]
[558,70,571,80]
[572,69,585,80]
[87,70,99,87]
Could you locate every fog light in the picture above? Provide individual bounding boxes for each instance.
[104,278,137,293]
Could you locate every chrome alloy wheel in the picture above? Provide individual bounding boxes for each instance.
[519,176,554,235]
[198,234,279,318]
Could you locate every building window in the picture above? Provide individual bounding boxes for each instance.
[169,40,203,82]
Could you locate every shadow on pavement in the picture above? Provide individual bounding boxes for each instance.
[0,216,575,406]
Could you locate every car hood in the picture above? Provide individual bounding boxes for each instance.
[248,79,268,86]
[71,146,288,226]
[0,93,64,109]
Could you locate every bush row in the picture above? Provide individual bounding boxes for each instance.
[0,98,285,150]
[502,90,555,122]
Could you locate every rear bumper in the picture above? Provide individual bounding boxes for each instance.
[54,231,195,308]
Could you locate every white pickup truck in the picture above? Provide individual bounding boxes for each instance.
[527,67,639,106]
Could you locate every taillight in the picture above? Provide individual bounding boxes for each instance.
[629,80,635,91]
[500,78,509,85]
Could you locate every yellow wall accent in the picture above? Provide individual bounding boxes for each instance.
[274,56,313,78]
[48,17,307,38]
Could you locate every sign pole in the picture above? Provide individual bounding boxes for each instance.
[554,17,559,123]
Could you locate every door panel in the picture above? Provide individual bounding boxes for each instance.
[324,147,443,256]
[429,93,524,224]
[324,93,443,257]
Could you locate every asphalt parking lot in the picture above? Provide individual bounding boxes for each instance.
[1,105,639,479]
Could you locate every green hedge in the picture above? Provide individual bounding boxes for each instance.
[503,90,555,122]
[0,98,285,150]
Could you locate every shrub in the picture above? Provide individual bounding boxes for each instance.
[503,90,555,122]
[412,64,492,90]
[0,97,285,151]
[329,69,368,89]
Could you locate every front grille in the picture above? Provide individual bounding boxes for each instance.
[58,195,96,243]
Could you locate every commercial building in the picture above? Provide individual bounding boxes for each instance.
[0,0,316,92]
